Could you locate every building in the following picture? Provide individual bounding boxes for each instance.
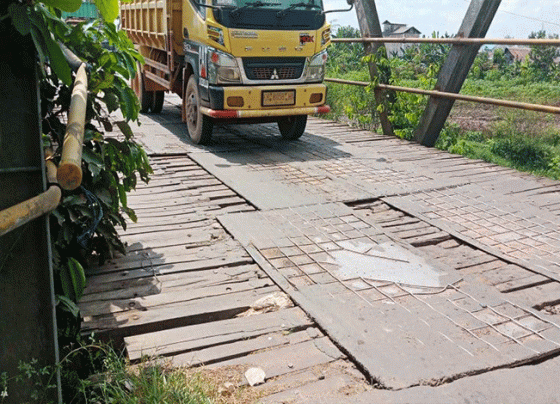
[382,20,422,58]
[503,47,531,63]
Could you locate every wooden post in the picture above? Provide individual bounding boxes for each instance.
[354,0,394,137]
[414,0,501,147]
[0,23,61,404]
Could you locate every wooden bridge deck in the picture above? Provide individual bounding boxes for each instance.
[80,95,560,403]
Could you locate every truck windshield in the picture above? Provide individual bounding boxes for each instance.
[212,0,325,30]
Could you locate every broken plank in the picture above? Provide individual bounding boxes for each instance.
[207,337,344,381]
[81,264,261,299]
[85,255,254,286]
[126,307,313,361]
[82,286,279,338]
[171,328,317,367]
[80,277,274,317]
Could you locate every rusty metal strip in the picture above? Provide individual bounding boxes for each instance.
[325,78,560,115]
[332,37,560,46]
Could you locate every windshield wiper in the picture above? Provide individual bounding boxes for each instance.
[231,1,281,17]
[276,2,321,18]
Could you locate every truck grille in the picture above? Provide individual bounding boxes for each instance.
[243,58,305,81]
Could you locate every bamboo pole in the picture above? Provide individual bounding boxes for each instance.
[0,150,61,237]
[0,61,89,236]
[324,77,560,115]
[57,63,88,190]
[0,184,61,237]
[332,37,560,46]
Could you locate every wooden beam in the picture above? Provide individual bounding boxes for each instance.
[414,0,502,147]
[354,0,394,137]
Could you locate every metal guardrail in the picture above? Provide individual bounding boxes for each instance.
[332,37,560,46]
[324,78,560,115]
[0,63,88,237]
[327,37,560,115]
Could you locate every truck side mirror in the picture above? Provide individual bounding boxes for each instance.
[323,0,354,14]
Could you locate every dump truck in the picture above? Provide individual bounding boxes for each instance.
[121,0,353,144]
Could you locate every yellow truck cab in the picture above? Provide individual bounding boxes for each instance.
[122,0,353,144]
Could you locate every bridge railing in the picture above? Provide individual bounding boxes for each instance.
[0,62,88,237]
[327,36,560,141]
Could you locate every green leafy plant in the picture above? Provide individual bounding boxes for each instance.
[3,0,152,341]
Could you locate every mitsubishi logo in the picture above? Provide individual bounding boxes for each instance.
[270,69,279,80]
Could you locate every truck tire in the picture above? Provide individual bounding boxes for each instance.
[184,76,213,144]
[151,91,164,113]
[278,115,307,140]
[131,68,153,113]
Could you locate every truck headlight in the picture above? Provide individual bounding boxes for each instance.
[304,50,327,82]
[207,49,241,85]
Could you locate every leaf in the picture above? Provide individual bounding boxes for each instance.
[9,3,31,36]
[103,91,120,113]
[82,147,104,178]
[117,183,127,209]
[94,0,119,22]
[115,120,134,140]
[30,24,48,73]
[30,12,72,85]
[67,257,86,300]
[56,295,80,317]
[41,0,82,12]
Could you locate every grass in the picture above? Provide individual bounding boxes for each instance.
[69,350,264,404]
[2,339,265,404]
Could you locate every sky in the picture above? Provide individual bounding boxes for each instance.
[324,0,560,40]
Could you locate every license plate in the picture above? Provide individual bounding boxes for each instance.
[262,90,295,107]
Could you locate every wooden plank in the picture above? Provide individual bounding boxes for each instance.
[89,240,246,274]
[252,359,365,396]
[85,255,254,286]
[80,277,273,317]
[260,373,365,404]
[171,328,317,367]
[121,230,220,251]
[206,336,344,380]
[477,264,533,287]
[505,281,560,309]
[494,275,552,293]
[126,307,313,361]
[82,285,279,337]
[407,231,453,247]
[82,264,261,298]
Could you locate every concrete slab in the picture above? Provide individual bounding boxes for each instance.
[218,205,560,388]
[310,354,560,404]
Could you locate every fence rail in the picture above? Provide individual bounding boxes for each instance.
[332,37,560,46]
[324,78,560,115]
[326,35,560,142]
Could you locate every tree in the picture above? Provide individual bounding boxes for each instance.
[327,26,365,74]
[528,30,560,81]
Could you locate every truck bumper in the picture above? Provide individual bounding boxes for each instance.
[201,105,330,119]
[206,83,329,118]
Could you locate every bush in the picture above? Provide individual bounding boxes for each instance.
[5,0,152,342]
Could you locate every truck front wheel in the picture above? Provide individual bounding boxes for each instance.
[278,115,307,140]
[184,76,213,144]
